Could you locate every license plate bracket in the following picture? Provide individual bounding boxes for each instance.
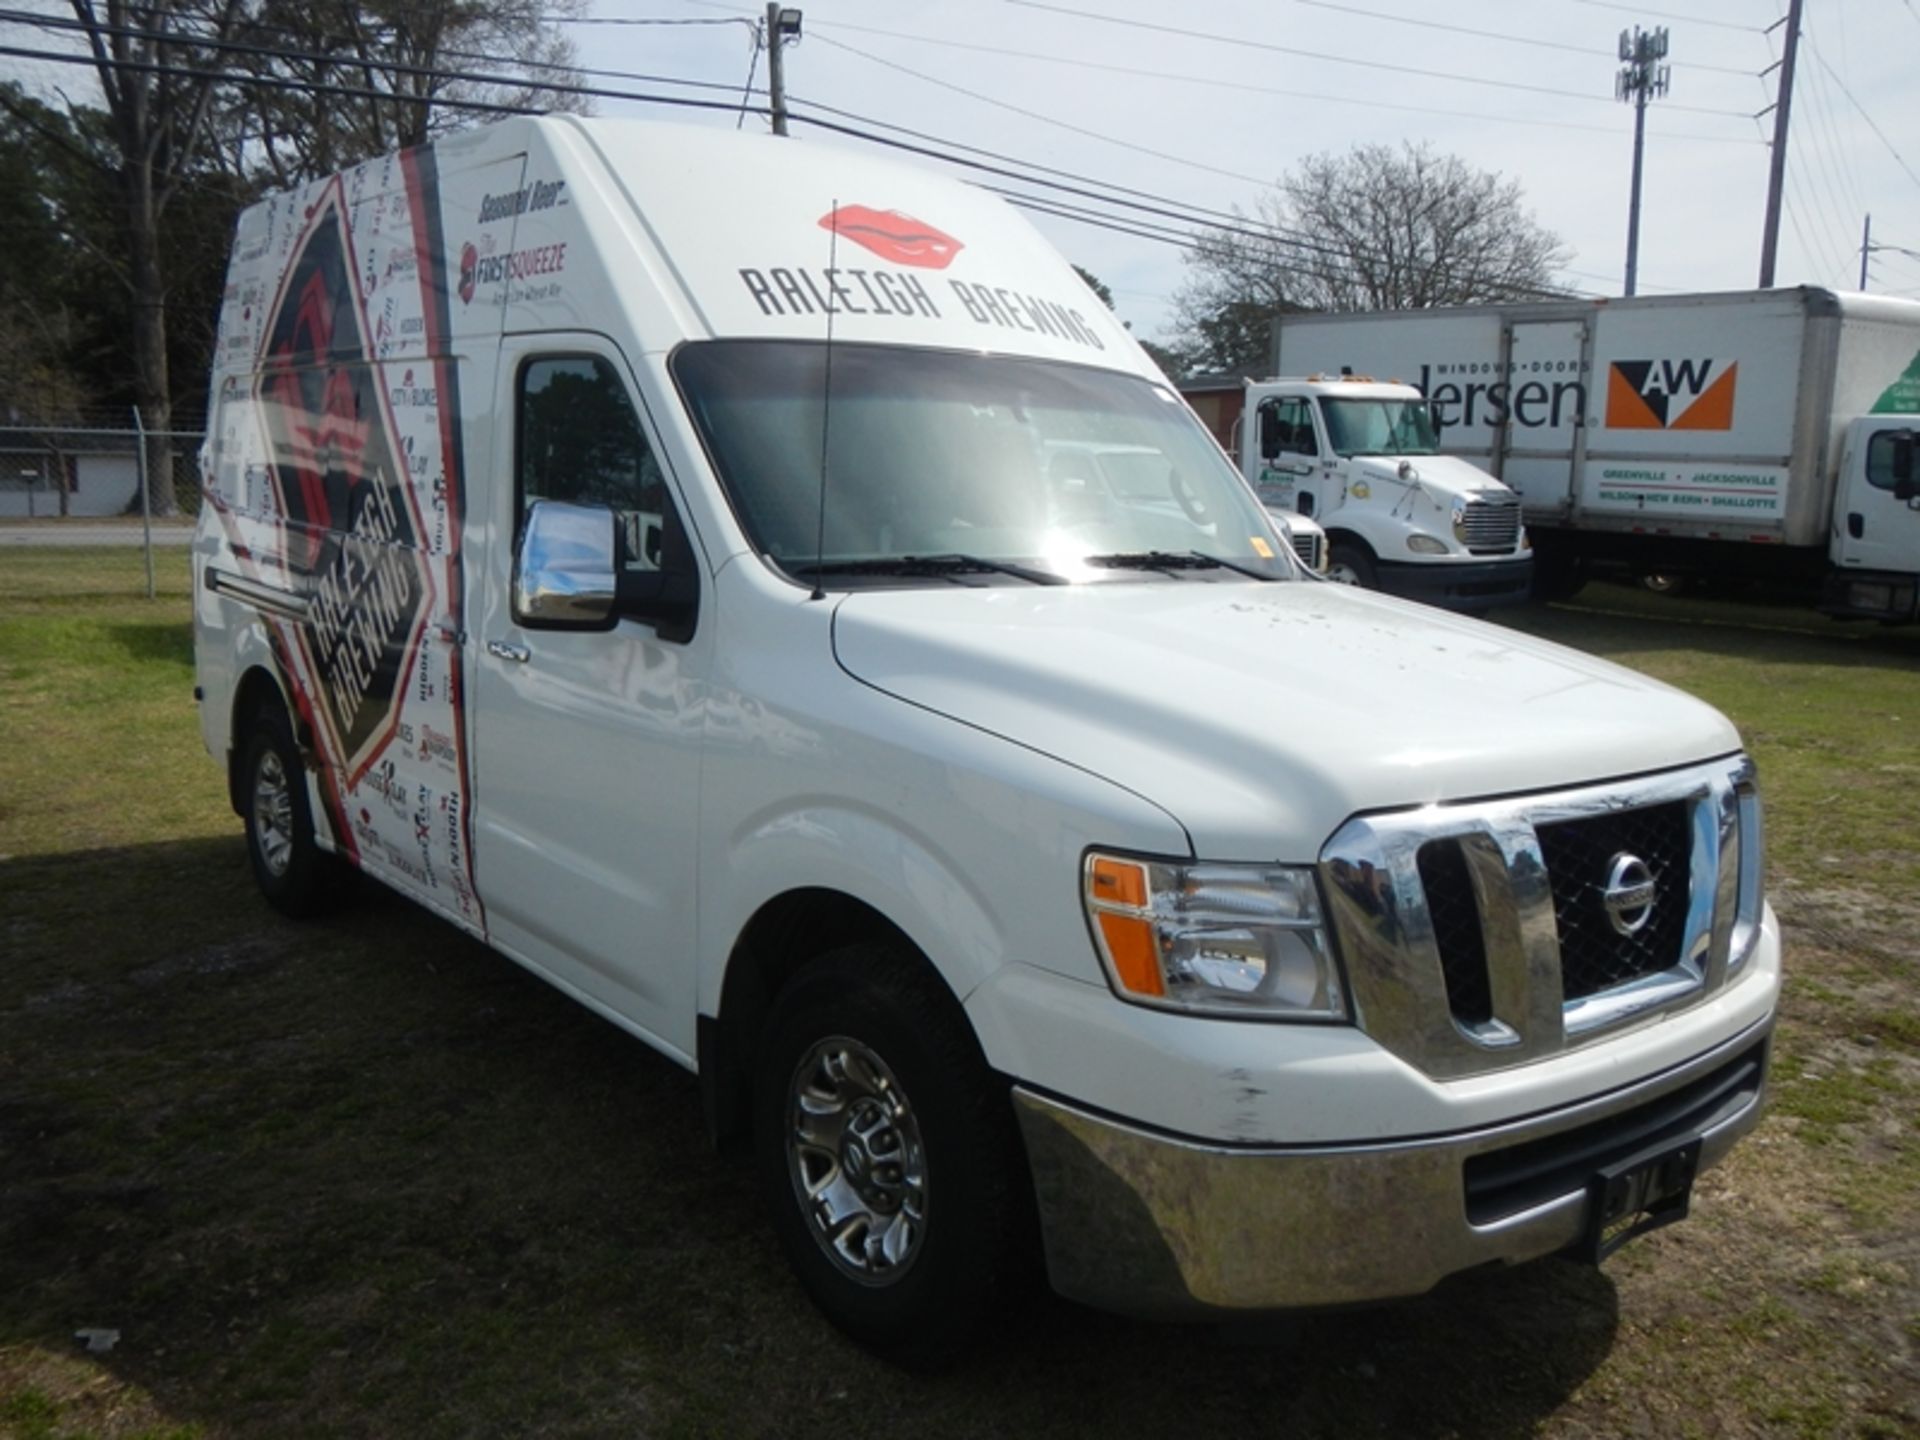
[1581,1136,1702,1264]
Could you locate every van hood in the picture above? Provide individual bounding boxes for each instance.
[831,580,1739,860]
[1351,452,1515,501]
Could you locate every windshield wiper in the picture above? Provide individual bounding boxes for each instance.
[789,553,1068,586]
[1084,550,1277,581]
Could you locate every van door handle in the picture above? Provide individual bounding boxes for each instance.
[1848,512,1864,539]
[487,639,530,663]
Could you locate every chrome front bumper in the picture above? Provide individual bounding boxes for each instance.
[1013,1017,1771,1319]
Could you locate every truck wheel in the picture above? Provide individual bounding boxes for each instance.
[241,702,344,918]
[1530,551,1588,603]
[753,944,1028,1360]
[1327,542,1377,589]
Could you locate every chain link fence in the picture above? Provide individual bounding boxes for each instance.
[0,425,206,521]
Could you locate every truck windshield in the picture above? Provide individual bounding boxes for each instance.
[1320,398,1441,458]
[673,341,1290,584]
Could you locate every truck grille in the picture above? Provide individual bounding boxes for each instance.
[1459,496,1521,554]
[1289,528,1324,572]
[1319,757,1764,1080]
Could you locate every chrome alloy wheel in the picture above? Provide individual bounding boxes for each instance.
[786,1036,929,1284]
[252,747,296,878]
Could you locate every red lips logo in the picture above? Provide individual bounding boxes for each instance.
[818,205,963,269]
[457,242,478,306]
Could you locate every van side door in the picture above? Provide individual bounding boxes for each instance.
[469,334,708,1059]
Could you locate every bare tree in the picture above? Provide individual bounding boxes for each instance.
[58,1,252,513]
[223,0,590,185]
[1174,142,1571,375]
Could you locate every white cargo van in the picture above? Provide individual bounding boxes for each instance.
[195,117,1779,1353]
[1240,375,1533,610]
[1269,289,1920,617]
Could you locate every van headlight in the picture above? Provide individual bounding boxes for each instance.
[1083,853,1346,1019]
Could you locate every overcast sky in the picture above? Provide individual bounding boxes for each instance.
[4,0,1916,343]
[574,0,1920,340]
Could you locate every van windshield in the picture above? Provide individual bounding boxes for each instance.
[672,341,1291,585]
[1320,398,1441,458]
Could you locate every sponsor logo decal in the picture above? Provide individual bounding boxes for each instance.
[1605,358,1737,431]
[456,238,568,305]
[478,178,567,224]
[255,185,433,782]
[819,204,963,269]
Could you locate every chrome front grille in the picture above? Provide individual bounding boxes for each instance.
[1459,496,1522,554]
[1537,801,1692,999]
[1320,756,1764,1079]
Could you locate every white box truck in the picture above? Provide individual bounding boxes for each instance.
[1238,374,1534,610]
[1269,288,1920,618]
[194,116,1778,1355]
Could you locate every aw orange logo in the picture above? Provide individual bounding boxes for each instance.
[1605,358,1737,430]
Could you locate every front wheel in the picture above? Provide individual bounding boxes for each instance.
[753,945,1029,1360]
[240,702,346,918]
[1326,542,1378,589]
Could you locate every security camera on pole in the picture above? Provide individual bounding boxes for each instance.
[1616,25,1671,299]
[765,6,803,137]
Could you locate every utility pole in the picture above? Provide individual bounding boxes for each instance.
[1859,213,1872,290]
[1617,26,1670,298]
[1757,0,1804,288]
[765,5,803,137]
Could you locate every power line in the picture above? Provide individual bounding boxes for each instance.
[1293,0,1759,77]
[0,11,1516,293]
[1794,45,1868,232]
[1563,0,1766,33]
[0,7,768,118]
[541,13,752,26]
[1802,33,1920,193]
[3,6,1596,303]
[1003,0,1757,117]
[784,16,1764,147]
[804,33,1270,188]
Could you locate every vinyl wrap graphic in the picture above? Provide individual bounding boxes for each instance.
[206,147,483,932]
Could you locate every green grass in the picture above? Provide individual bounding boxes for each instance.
[1,553,1916,1439]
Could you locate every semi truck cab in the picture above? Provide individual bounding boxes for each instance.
[1243,375,1533,612]
[1827,418,1920,619]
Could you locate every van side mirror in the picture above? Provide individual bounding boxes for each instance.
[617,503,700,644]
[1258,406,1281,461]
[516,500,618,629]
[515,499,701,642]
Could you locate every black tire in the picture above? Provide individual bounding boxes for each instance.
[1529,550,1588,603]
[1327,541,1378,590]
[240,700,345,918]
[753,944,1029,1361]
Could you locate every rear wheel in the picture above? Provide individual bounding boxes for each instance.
[241,701,345,917]
[1327,542,1377,589]
[753,944,1028,1360]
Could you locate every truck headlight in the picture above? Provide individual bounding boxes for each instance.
[1407,534,1450,554]
[1083,853,1346,1019]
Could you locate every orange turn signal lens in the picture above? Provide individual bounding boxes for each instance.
[1089,856,1148,909]
[1096,912,1165,997]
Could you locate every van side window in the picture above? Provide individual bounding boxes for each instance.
[518,356,669,572]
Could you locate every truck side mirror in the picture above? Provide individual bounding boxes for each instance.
[1258,406,1281,461]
